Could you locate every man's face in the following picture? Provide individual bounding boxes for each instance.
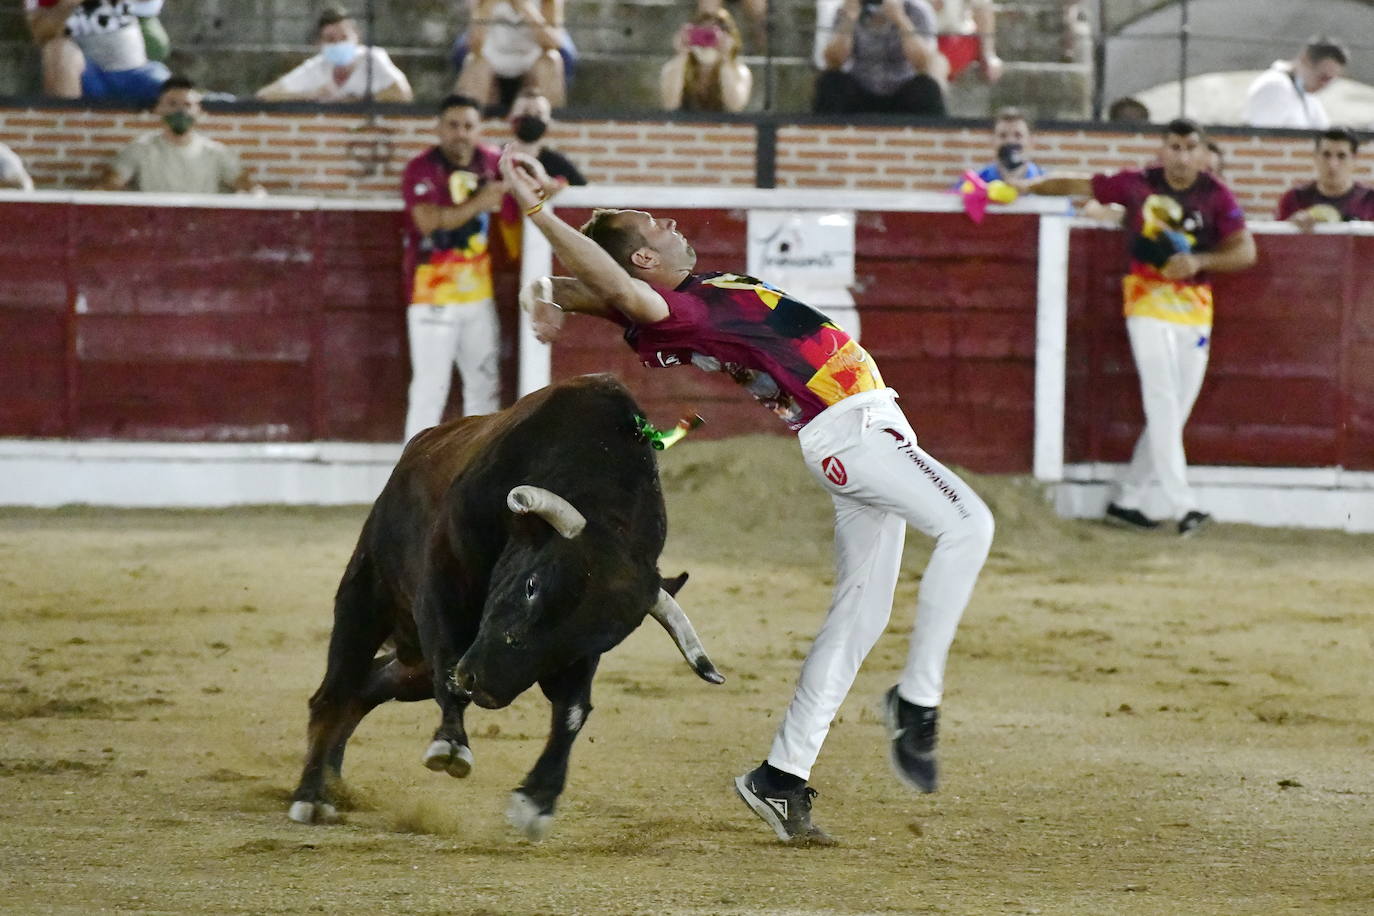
[1315,138,1356,189]
[993,117,1030,150]
[1298,54,1343,93]
[438,105,482,163]
[155,88,202,119]
[619,210,697,272]
[1160,131,1202,186]
[510,94,552,122]
[319,20,358,46]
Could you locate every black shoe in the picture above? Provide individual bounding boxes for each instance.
[733,765,836,846]
[1105,502,1159,530]
[883,686,939,793]
[1178,510,1211,537]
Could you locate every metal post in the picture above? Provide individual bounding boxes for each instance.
[763,5,775,112]
[365,0,377,107]
[1178,0,1190,117]
[1092,0,1107,120]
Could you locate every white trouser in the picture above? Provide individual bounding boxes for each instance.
[1114,315,1211,518]
[768,389,994,780]
[404,301,500,441]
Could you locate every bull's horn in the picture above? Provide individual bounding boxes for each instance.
[507,486,587,539]
[649,589,725,685]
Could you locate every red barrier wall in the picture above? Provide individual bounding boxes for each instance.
[5,199,1372,474]
[1065,227,1374,471]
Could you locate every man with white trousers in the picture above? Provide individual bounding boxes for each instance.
[400,94,507,440]
[1028,119,1258,535]
[500,149,995,845]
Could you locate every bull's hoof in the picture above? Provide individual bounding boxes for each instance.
[422,739,473,778]
[506,790,554,842]
[287,800,339,825]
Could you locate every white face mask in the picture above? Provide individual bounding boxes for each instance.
[322,41,359,67]
[689,46,722,67]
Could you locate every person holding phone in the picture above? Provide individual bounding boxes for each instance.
[814,0,945,116]
[660,6,753,112]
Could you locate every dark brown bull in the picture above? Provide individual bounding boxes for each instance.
[287,374,722,840]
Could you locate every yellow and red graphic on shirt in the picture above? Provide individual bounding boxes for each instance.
[1123,194,1211,326]
[411,170,494,306]
[703,274,884,404]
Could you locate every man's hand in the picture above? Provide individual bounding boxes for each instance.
[1161,252,1203,281]
[981,53,1004,82]
[519,276,565,342]
[500,149,552,213]
[1288,209,1318,232]
[473,180,509,212]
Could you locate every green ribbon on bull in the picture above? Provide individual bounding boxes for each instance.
[635,413,705,450]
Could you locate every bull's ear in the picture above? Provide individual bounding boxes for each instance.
[660,571,689,597]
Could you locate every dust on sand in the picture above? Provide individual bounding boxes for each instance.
[1,436,1371,915]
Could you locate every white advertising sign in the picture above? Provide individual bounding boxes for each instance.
[746,209,861,341]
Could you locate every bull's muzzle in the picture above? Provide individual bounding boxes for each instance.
[507,486,587,539]
[649,589,725,685]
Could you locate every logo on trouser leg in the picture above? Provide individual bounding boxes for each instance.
[821,456,847,486]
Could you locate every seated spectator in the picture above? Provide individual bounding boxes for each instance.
[1277,127,1374,229]
[257,6,413,103]
[1107,96,1150,123]
[971,107,1042,190]
[25,0,170,105]
[929,0,1002,84]
[1244,36,1347,130]
[1200,138,1224,179]
[0,142,35,191]
[97,76,259,194]
[814,0,945,116]
[660,7,753,113]
[453,0,574,114]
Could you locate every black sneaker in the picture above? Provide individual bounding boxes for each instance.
[1105,502,1159,530]
[883,686,939,793]
[733,766,836,846]
[1178,510,1211,537]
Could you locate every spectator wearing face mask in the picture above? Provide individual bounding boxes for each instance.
[98,75,260,194]
[660,7,753,112]
[257,5,413,103]
[971,107,1042,190]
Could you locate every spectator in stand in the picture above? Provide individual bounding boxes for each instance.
[1243,36,1347,130]
[699,0,767,52]
[25,0,171,105]
[660,6,753,113]
[1277,127,1374,229]
[971,107,1042,190]
[1026,118,1258,537]
[97,76,259,194]
[256,6,413,103]
[1107,96,1150,123]
[814,0,945,116]
[929,0,1002,84]
[401,94,507,440]
[1200,138,1224,179]
[0,142,35,191]
[453,0,575,114]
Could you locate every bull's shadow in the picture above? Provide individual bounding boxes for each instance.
[287,374,723,841]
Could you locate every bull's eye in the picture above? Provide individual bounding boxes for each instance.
[524,575,539,600]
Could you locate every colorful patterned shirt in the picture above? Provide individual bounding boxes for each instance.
[612,272,884,431]
[401,145,502,306]
[1091,166,1247,327]
[1276,182,1374,222]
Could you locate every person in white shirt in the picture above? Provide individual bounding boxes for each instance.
[1243,36,1347,130]
[257,6,413,103]
[0,142,35,191]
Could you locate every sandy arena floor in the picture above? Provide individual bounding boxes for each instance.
[1,436,1371,915]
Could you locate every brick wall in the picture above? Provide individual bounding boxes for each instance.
[0,105,1328,218]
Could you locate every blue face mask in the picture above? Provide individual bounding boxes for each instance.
[322,41,359,67]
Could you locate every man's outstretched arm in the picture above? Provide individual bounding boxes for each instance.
[500,150,669,324]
